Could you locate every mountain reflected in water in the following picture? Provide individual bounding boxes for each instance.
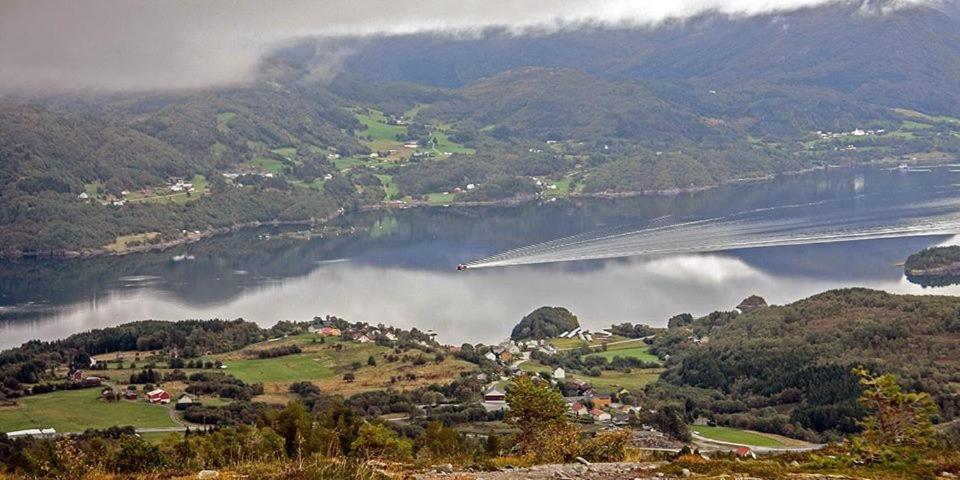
[3,167,960,348]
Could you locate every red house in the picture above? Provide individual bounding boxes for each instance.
[146,389,171,404]
[734,446,756,459]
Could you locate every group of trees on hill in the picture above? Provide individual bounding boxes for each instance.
[0,319,265,399]
[649,288,960,442]
[510,306,580,341]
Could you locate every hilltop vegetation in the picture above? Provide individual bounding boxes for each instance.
[905,245,960,274]
[650,288,960,442]
[510,306,580,341]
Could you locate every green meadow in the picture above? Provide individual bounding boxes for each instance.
[0,388,176,433]
[692,425,786,447]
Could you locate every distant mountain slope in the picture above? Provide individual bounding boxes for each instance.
[0,84,365,196]
[423,68,717,144]
[0,105,191,193]
[342,2,960,114]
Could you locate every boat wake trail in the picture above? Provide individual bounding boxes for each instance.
[465,189,960,268]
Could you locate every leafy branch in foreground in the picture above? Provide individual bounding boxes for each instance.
[851,367,939,463]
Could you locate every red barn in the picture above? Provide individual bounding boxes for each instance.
[146,389,171,404]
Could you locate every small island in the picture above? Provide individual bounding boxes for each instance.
[510,306,580,341]
[904,246,960,287]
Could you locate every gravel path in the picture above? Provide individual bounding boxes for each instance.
[414,461,668,480]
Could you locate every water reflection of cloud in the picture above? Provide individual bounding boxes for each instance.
[8,247,960,349]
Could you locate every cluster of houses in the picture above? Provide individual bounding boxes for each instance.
[482,381,643,426]
[568,394,642,425]
[77,178,199,206]
[534,179,558,191]
[439,184,476,196]
[168,179,195,193]
[481,338,559,367]
[557,327,613,342]
[308,322,401,345]
[816,128,885,140]
[77,191,127,206]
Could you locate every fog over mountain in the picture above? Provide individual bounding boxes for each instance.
[0,0,939,94]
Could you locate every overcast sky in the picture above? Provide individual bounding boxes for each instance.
[0,0,929,95]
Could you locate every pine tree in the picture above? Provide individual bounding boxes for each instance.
[852,367,938,463]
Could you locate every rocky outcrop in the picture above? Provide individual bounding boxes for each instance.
[737,295,768,312]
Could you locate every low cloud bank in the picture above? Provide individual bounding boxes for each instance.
[0,0,933,95]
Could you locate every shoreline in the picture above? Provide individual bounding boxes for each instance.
[0,159,938,261]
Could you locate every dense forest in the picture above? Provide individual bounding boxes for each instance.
[905,246,960,273]
[649,288,960,442]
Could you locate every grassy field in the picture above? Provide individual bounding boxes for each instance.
[901,120,933,131]
[251,156,285,175]
[216,112,236,133]
[220,335,387,384]
[0,388,177,433]
[543,177,572,197]
[376,174,400,198]
[431,131,475,155]
[692,426,786,447]
[520,360,661,393]
[271,147,298,160]
[355,110,407,151]
[579,369,663,393]
[125,174,209,205]
[547,335,628,350]
[892,108,960,125]
[84,181,102,198]
[103,232,160,252]
[224,353,334,383]
[426,192,456,204]
[313,357,477,396]
[334,156,367,171]
[586,346,661,365]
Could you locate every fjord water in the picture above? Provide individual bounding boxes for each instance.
[3,167,960,349]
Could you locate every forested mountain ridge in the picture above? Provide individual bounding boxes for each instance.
[4,1,960,254]
[650,288,960,441]
[342,2,960,114]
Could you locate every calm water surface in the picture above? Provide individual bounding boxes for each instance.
[3,167,960,349]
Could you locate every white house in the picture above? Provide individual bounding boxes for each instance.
[553,367,566,380]
[590,409,612,422]
[484,351,497,362]
[483,386,506,402]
